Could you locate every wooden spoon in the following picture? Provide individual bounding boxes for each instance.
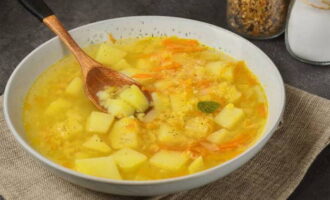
[19,0,148,112]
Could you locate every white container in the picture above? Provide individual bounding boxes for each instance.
[286,0,330,65]
[3,16,285,196]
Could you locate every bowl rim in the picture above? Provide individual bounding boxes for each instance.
[3,15,286,186]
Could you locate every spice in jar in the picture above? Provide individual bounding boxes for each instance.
[227,0,290,39]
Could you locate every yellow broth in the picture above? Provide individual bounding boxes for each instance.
[24,36,268,180]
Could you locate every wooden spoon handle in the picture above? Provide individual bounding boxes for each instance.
[18,0,96,76]
[43,15,95,75]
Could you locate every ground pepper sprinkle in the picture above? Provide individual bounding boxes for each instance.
[227,0,290,39]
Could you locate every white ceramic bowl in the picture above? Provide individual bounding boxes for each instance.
[3,16,285,196]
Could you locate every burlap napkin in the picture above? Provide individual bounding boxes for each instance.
[0,85,329,200]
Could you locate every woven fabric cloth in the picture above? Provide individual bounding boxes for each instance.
[0,85,329,200]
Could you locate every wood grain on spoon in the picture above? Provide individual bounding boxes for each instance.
[43,15,149,112]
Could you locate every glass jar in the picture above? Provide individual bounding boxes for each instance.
[285,0,330,65]
[226,0,290,40]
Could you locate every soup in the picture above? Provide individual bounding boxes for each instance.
[23,36,267,181]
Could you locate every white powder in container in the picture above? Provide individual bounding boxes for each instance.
[286,0,330,63]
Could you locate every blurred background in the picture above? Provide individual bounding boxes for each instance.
[0,0,329,199]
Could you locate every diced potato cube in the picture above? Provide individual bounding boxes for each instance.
[113,59,131,70]
[206,129,230,145]
[185,117,211,139]
[215,104,244,129]
[198,50,221,61]
[65,77,83,96]
[218,82,230,94]
[113,148,147,172]
[105,99,135,118]
[136,58,154,70]
[188,156,204,174]
[221,65,234,82]
[154,80,172,91]
[65,109,84,121]
[96,43,127,66]
[97,87,116,103]
[54,118,83,139]
[108,117,140,149]
[74,152,91,159]
[45,99,71,115]
[97,90,110,101]
[157,124,187,146]
[206,61,227,77]
[86,111,114,134]
[218,82,241,102]
[119,85,149,112]
[152,93,170,113]
[149,150,190,171]
[121,38,149,53]
[139,109,156,122]
[219,52,237,62]
[227,86,242,102]
[83,134,112,153]
[170,94,192,112]
[206,61,235,81]
[254,86,266,103]
[75,156,122,180]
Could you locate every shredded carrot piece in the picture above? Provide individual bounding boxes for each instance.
[158,144,188,152]
[152,62,182,72]
[196,80,212,88]
[126,120,139,129]
[108,34,116,43]
[172,46,205,53]
[165,45,205,53]
[218,135,250,150]
[236,61,246,68]
[162,38,205,53]
[248,77,258,86]
[188,145,209,156]
[210,95,226,106]
[132,73,155,79]
[243,120,255,129]
[235,61,258,85]
[145,122,159,129]
[200,142,220,151]
[256,103,267,118]
[163,38,199,46]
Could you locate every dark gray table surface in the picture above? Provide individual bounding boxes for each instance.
[1,0,329,199]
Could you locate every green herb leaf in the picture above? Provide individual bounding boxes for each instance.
[197,101,220,113]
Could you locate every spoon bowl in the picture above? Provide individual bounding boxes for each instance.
[20,0,148,113]
[85,66,142,112]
